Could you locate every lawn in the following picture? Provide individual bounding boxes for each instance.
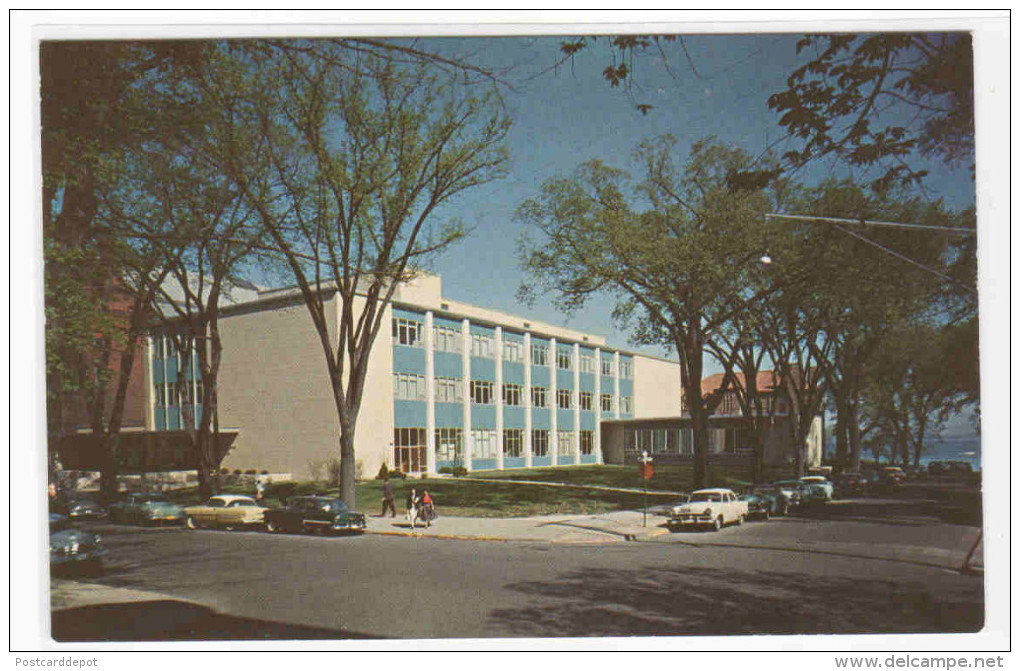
[464,463,792,492]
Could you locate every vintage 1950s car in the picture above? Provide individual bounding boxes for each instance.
[50,513,106,572]
[668,488,748,531]
[183,495,268,531]
[107,493,185,525]
[263,495,367,535]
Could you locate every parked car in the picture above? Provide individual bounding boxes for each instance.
[738,491,773,521]
[749,485,790,516]
[50,513,106,571]
[799,475,834,503]
[183,495,268,531]
[64,497,107,520]
[833,472,869,498]
[108,493,185,526]
[264,495,367,535]
[668,488,748,531]
[878,466,907,488]
[772,480,805,510]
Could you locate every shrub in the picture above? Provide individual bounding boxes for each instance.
[452,466,468,478]
[389,469,408,480]
[438,466,453,475]
[245,469,257,475]
[260,470,269,475]
[326,458,342,487]
[377,463,390,480]
[307,459,324,482]
[233,469,242,476]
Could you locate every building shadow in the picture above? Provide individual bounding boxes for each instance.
[488,565,983,637]
[52,600,383,641]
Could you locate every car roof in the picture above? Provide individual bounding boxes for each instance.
[691,488,734,494]
[211,494,257,503]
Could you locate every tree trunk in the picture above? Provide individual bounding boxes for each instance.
[338,416,357,509]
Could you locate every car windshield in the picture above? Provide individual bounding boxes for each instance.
[230,500,257,507]
[690,492,722,502]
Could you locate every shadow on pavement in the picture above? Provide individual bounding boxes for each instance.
[52,600,383,641]
[489,565,983,637]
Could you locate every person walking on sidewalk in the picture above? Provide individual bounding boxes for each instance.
[421,490,435,527]
[381,478,396,518]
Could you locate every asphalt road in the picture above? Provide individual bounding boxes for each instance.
[52,512,983,640]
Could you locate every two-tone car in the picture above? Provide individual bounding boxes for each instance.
[263,495,367,535]
[183,495,268,531]
[738,490,774,521]
[668,488,749,531]
[50,513,106,572]
[107,493,185,526]
[799,475,835,503]
[63,497,107,520]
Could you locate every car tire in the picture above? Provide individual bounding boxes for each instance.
[223,524,235,532]
[712,515,723,532]
[185,516,197,530]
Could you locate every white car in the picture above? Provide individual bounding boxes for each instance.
[668,488,749,531]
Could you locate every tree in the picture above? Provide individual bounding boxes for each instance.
[227,43,511,508]
[768,33,974,191]
[518,136,773,488]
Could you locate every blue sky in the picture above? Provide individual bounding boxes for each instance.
[401,34,977,365]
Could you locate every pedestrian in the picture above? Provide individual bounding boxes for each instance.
[405,487,420,528]
[255,476,266,503]
[381,477,396,518]
[421,490,435,527]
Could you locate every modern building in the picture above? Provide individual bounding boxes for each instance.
[144,273,683,479]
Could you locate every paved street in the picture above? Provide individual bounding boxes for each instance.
[51,503,983,641]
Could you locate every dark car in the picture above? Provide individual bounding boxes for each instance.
[738,491,773,521]
[264,495,367,535]
[108,493,185,525]
[833,472,869,498]
[64,497,107,520]
[50,513,106,572]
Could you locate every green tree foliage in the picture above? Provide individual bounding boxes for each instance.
[769,33,974,191]
[227,42,511,508]
[518,136,774,488]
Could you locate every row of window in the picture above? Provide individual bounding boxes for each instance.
[152,380,204,407]
[393,373,632,411]
[392,318,633,378]
[623,428,695,455]
[392,427,596,471]
[151,334,196,360]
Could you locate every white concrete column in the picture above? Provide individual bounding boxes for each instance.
[461,318,472,471]
[145,335,156,431]
[549,337,558,465]
[613,351,621,419]
[572,343,581,464]
[494,326,504,470]
[424,311,436,474]
[594,347,602,464]
[523,332,533,468]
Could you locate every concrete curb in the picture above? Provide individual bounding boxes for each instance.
[365,524,672,544]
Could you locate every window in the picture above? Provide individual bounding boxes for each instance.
[557,430,575,455]
[165,381,180,406]
[433,325,461,354]
[471,429,497,459]
[621,395,633,414]
[470,380,494,405]
[152,336,165,359]
[531,386,548,408]
[580,430,594,455]
[194,379,204,404]
[471,333,494,359]
[556,389,572,409]
[153,382,165,407]
[532,429,549,457]
[601,393,613,412]
[502,383,522,407]
[503,340,524,363]
[531,343,548,366]
[393,318,423,347]
[393,372,426,401]
[580,354,595,374]
[504,429,524,458]
[620,359,633,379]
[601,358,613,376]
[434,377,463,403]
[579,391,593,411]
[394,428,426,473]
[435,428,463,463]
[556,349,572,370]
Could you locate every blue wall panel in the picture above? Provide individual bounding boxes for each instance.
[531,407,550,429]
[580,412,596,431]
[433,351,462,377]
[619,378,634,397]
[556,369,573,390]
[433,315,461,330]
[392,307,424,321]
[579,373,595,392]
[153,365,165,384]
[394,400,427,427]
[504,457,526,469]
[503,362,524,384]
[556,409,574,429]
[472,458,498,471]
[503,406,525,429]
[531,366,549,386]
[557,454,577,466]
[165,362,179,383]
[469,323,495,336]
[581,454,597,464]
[532,455,552,467]
[434,404,463,427]
[155,412,167,431]
[471,404,496,428]
[471,357,496,380]
[601,374,615,390]
[393,346,426,373]
[167,407,180,430]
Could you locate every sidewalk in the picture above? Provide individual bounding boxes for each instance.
[365,506,675,544]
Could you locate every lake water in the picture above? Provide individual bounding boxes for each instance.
[828,437,982,471]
